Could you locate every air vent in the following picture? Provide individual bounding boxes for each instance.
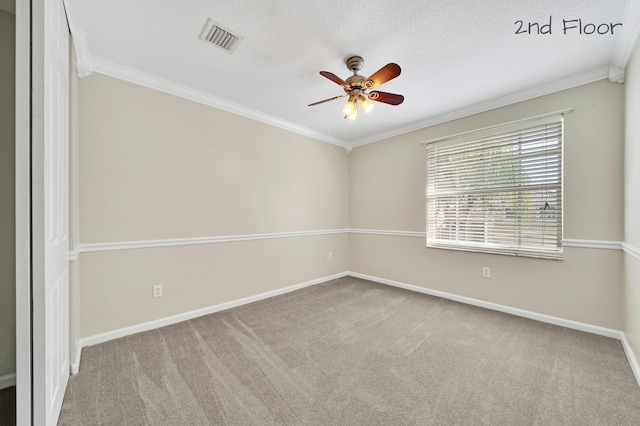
[199,18,242,53]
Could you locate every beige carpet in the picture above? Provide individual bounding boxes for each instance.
[0,386,15,426]
[58,276,640,425]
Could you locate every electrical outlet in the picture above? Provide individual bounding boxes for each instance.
[482,267,491,278]
[153,285,162,298]
[328,251,333,260]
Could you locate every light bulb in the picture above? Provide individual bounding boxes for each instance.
[342,100,356,116]
[347,109,358,120]
[361,97,374,113]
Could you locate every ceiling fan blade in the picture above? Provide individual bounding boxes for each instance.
[364,63,401,88]
[319,71,348,87]
[308,94,347,106]
[368,91,404,105]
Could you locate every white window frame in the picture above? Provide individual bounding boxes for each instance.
[424,112,566,260]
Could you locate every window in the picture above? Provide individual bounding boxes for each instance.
[426,114,563,259]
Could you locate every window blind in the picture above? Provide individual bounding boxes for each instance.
[426,115,563,259]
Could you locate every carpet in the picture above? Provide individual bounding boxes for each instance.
[0,386,15,426]
[58,276,640,425]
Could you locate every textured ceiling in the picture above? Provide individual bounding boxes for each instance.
[65,0,637,148]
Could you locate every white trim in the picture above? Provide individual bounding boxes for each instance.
[71,31,91,77]
[623,242,640,261]
[350,231,624,252]
[68,249,79,261]
[78,272,349,350]
[89,58,347,148]
[75,230,627,253]
[0,373,16,390]
[348,66,610,149]
[348,272,622,338]
[349,229,426,238]
[621,333,640,388]
[62,0,92,77]
[70,52,616,152]
[608,65,626,83]
[79,229,349,253]
[611,0,640,69]
[562,239,623,250]
[70,345,82,376]
[71,269,640,388]
[349,271,640,388]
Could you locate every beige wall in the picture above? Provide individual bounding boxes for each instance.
[0,9,15,380]
[76,74,349,337]
[78,75,348,242]
[75,69,629,339]
[350,80,624,329]
[80,234,348,336]
[624,37,640,360]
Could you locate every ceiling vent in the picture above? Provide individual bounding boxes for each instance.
[199,18,242,54]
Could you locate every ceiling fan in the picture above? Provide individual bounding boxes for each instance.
[308,55,404,120]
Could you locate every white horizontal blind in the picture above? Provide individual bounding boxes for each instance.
[426,116,563,259]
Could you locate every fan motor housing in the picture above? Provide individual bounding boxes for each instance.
[345,74,365,87]
[346,55,364,72]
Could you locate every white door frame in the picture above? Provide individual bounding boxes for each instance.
[16,1,71,424]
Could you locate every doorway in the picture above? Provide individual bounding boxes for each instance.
[0,1,17,424]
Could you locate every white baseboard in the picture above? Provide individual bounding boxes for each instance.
[0,373,16,389]
[348,271,640,388]
[348,272,622,339]
[621,334,640,387]
[77,272,350,359]
[72,269,640,389]
[70,344,82,375]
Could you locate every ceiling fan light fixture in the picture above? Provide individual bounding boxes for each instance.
[310,55,403,119]
[343,103,357,119]
[359,95,374,113]
[343,97,357,116]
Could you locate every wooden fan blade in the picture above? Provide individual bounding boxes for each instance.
[368,91,404,105]
[364,63,401,88]
[308,94,346,106]
[319,71,348,87]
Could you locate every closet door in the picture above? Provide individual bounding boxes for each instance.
[19,0,71,424]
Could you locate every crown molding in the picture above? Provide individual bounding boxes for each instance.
[71,31,92,77]
[611,0,640,69]
[63,0,92,77]
[81,59,619,152]
[348,65,611,149]
[609,65,626,83]
[89,58,348,149]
